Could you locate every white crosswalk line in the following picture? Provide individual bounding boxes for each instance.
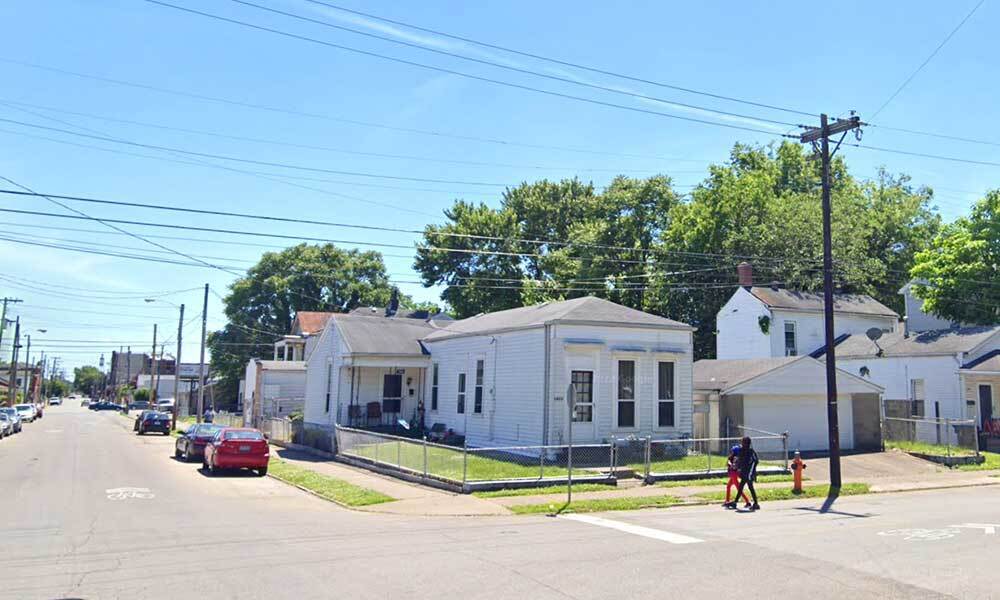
[561,514,703,544]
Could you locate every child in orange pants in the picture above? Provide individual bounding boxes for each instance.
[724,445,750,508]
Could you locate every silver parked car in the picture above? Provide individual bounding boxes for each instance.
[0,407,22,433]
[0,412,11,438]
[14,404,36,423]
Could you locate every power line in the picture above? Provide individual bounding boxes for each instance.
[0,58,720,163]
[297,0,818,119]
[227,0,802,129]
[871,0,986,118]
[0,117,510,187]
[0,98,705,174]
[143,1,797,139]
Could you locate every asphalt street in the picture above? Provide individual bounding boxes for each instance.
[1,402,997,599]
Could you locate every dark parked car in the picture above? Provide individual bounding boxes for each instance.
[89,401,119,411]
[136,411,171,435]
[129,400,150,411]
[174,423,224,461]
[203,428,269,476]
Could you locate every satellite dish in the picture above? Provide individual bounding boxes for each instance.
[865,327,883,341]
[397,418,410,430]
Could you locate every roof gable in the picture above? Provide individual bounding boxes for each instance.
[424,296,690,341]
[291,311,337,336]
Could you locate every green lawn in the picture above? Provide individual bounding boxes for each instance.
[509,494,682,515]
[348,440,606,482]
[267,459,395,507]
[657,473,797,488]
[695,483,870,503]
[473,483,618,498]
[957,451,1000,471]
[886,440,977,457]
[626,452,781,475]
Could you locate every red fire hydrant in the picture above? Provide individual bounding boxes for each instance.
[791,451,806,494]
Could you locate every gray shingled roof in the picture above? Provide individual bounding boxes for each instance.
[831,325,1000,359]
[333,315,433,356]
[694,357,799,391]
[748,287,898,317]
[962,350,1000,372]
[423,296,691,341]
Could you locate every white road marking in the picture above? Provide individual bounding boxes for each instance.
[950,523,999,535]
[561,514,703,544]
[878,528,961,541]
[106,487,154,500]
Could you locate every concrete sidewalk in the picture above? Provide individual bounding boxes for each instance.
[271,446,508,516]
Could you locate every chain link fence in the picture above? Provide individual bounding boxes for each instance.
[335,425,788,491]
[883,415,980,465]
[260,417,294,444]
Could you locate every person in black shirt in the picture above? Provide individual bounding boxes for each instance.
[729,436,760,511]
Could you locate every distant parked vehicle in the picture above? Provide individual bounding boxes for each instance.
[48,397,62,406]
[0,407,22,433]
[129,401,151,411]
[14,404,36,423]
[0,413,11,438]
[202,428,269,476]
[175,423,225,461]
[136,411,171,435]
[80,398,89,407]
[89,401,119,412]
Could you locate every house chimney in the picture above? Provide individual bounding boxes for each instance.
[737,262,753,287]
[386,288,399,317]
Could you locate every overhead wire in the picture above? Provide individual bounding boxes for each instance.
[142,1,798,139]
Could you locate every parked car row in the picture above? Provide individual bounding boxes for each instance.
[0,402,49,440]
[174,423,270,477]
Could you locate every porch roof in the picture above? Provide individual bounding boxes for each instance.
[333,315,432,356]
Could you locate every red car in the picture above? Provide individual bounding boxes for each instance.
[202,428,269,476]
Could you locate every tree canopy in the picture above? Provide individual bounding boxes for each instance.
[73,365,103,396]
[415,142,941,358]
[911,190,1000,324]
[208,243,422,405]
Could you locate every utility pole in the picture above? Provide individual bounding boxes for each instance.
[799,113,863,491]
[126,346,131,399]
[37,352,45,403]
[150,324,158,406]
[21,334,31,401]
[172,304,184,430]
[196,284,208,424]
[7,317,20,406]
[0,298,22,356]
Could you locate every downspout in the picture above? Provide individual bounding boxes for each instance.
[542,323,551,445]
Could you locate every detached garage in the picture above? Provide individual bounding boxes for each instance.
[693,356,883,452]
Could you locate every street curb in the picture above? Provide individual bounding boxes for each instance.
[264,471,376,513]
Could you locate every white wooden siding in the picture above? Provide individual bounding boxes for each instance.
[838,355,965,419]
[303,322,342,427]
[771,309,896,359]
[716,288,771,359]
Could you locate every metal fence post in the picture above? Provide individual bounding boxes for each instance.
[374,436,380,464]
[422,436,428,480]
[397,439,402,468]
[706,444,711,474]
[945,418,951,459]
[539,448,545,481]
[609,442,616,480]
[974,420,981,458]
[783,431,790,472]
[644,436,651,482]
[462,440,468,487]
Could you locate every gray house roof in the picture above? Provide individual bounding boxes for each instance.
[748,286,898,318]
[829,325,1000,359]
[423,296,691,341]
[694,357,800,391]
[333,315,433,356]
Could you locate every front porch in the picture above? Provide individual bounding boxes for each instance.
[337,361,429,432]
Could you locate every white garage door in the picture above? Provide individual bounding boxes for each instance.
[743,394,854,452]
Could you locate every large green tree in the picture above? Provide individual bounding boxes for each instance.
[209,243,398,406]
[911,190,1000,324]
[73,365,103,396]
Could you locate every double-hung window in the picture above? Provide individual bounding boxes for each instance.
[570,371,593,422]
[784,322,797,356]
[457,373,466,414]
[474,360,484,414]
[431,363,439,411]
[657,361,675,427]
[616,360,636,428]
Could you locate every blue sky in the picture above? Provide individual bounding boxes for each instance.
[0,0,996,373]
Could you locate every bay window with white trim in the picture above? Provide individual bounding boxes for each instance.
[615,359,637,429]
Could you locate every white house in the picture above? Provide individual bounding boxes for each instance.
[694,356,883,452]
[303,297,695,448]
[717,263,898,360]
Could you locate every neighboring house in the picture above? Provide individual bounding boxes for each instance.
[898,281,956,334]
[717,263,898,360]
[304,296,695,448]
[273,311,337,361]
[135,373,177,401]
[694,356,884,452]
[243,359,307,426]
